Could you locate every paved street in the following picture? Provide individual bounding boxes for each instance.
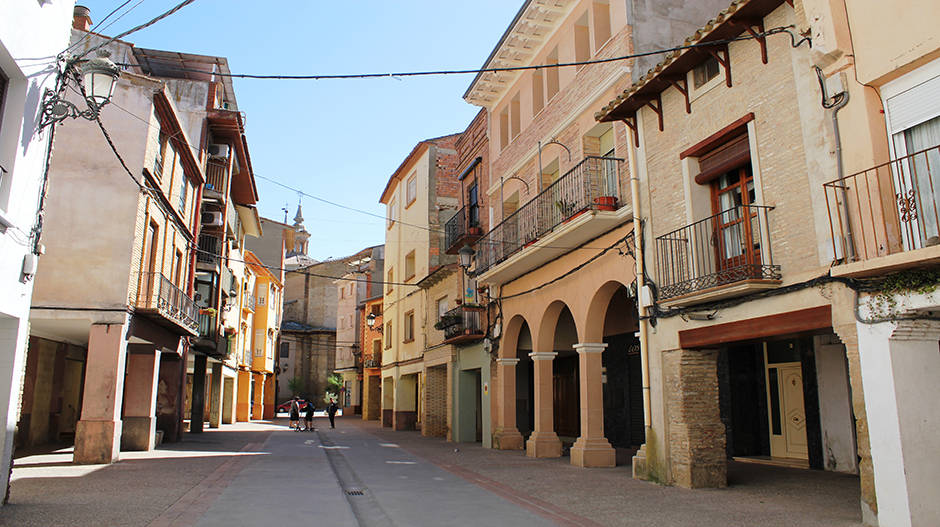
[0,415,864,527]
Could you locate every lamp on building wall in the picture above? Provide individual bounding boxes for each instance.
[40,49,120,130]
[458,244,475,271]
[366,312,383,334]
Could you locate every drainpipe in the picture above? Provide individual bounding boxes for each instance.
[625,125,651,429]
[831,92,853,261]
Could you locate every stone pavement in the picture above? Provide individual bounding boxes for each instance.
[0,414,864,526]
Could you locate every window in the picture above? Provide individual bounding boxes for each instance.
[592,1,612,51]
[406,173,417,206]
[349,314,354,327]
[154,132,168,179]
[546,47,560,102]
[599,127,617,196]
[371,304,381,316]
[178,176,188,213]
[385,322,392,348]
[0,69,7,139]
[468,183,479,229]
[387,268,394,293]
[388,198,397,229]
[373,339,382,358]
[173,249,183,287]
[404,310,415,342]
[280,341,290,358]
[405,250,416,281]
[340,286,344,299]
[575,12,590,67]
[532,71,544,115]
[437,297,448,321]
[510,93,521,140]
[499,106,510,150]
[694,56,721,89]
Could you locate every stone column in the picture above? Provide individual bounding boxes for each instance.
[571,343,615,467]
[190,354,207,433]
[121,348,161,451]
[526,351,562,458]
[662,348,726,488]
[493,358,524,450]
[74,321,129,464]
[208,362,222,428]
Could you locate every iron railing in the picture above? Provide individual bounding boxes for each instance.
[824,143,940,263]
[445,206,468,251]
[656,205,779,301]
[475,156,623,274]
[197,312,218,340]
[437,305,485,340]
[205,159,229,195]
[136,272,199,332]
[197,234,221,265]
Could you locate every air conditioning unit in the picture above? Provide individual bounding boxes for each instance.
[201,211,223,226]
[207,144,229,158]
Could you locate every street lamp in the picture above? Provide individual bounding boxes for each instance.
[366,312,383,333]
[40,49,120,130]
[458,244,475,270]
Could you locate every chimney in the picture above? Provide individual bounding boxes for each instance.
[73,5,92,31]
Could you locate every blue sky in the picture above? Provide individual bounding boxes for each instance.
[74,0,522,262]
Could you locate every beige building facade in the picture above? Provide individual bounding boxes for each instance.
[380,135,459,431]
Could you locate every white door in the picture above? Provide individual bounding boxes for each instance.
[767,362,808,459]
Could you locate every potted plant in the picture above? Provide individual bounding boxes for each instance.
[434,313,462,330]
[593,196,618,211]
[468,221,483,236]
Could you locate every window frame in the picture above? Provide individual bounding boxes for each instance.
[403,310,415,343]
[406,173,417,207]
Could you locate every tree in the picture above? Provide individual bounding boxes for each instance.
[325,374,343,403]
[287,376,303,397]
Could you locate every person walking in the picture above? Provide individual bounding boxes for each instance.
[289,397,301,430]
[327,399,339,429]
[304,401,315,431]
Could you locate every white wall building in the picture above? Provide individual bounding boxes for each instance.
[0,0,75,501]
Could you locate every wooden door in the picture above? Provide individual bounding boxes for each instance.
[711,165,760,280]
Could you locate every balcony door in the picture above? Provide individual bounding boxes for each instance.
[711,165,760,279]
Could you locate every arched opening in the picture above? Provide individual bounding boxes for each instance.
[598,284,643,449]
[552,305,580,442]
[515,320,535,439]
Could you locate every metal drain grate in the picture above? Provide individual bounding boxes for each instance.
[345,490,365,496]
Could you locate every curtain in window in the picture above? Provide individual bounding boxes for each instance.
[894,114,940,247]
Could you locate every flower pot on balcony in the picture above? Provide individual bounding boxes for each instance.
[468,227,483,235]
[594,196,618,211]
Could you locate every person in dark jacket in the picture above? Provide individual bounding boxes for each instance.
[304,402,315,431]
[327,399,339,429]
[289,397,300,430]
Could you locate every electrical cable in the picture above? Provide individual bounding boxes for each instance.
[79,0,199,59]
[107,26,801,81]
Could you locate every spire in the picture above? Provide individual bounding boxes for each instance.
[293,204,304,227]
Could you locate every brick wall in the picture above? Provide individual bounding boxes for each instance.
[423,364,449,437]
[662,348,727,489]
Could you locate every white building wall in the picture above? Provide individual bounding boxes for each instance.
[0,0,76,503]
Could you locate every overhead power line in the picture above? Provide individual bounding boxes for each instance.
[107,26,801,81]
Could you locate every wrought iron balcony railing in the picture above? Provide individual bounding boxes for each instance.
[474,156,623,275]
[197,234,222,265]
[135,272,199,334]
[444,205,485,254]
[824,143,940,263]
[436,304,485,343]
[655,205,780,301]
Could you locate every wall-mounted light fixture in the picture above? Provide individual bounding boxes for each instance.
[458,244,475,272]
[366,312,383,334]
[40,49,120,130]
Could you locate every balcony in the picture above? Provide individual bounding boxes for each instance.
[243,293,255,313]
[655,205,781,307]
[197,234,222,267]
[475,156,625,280]
[824,144,940,277]
[135,272,199,335]
[444,205,484,254]
[191,312,228,357]
[205,158,229,197]
[363,352,382,369]
[436,305,485,345]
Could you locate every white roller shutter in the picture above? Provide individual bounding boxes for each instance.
[886,73,940,134]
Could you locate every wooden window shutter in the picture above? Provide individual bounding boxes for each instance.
[694,134,750,185]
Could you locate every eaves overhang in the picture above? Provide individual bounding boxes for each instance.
[153,87,204,185]
[463,0,574,108]
[207,109,258,205]
[595,0,787,124]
